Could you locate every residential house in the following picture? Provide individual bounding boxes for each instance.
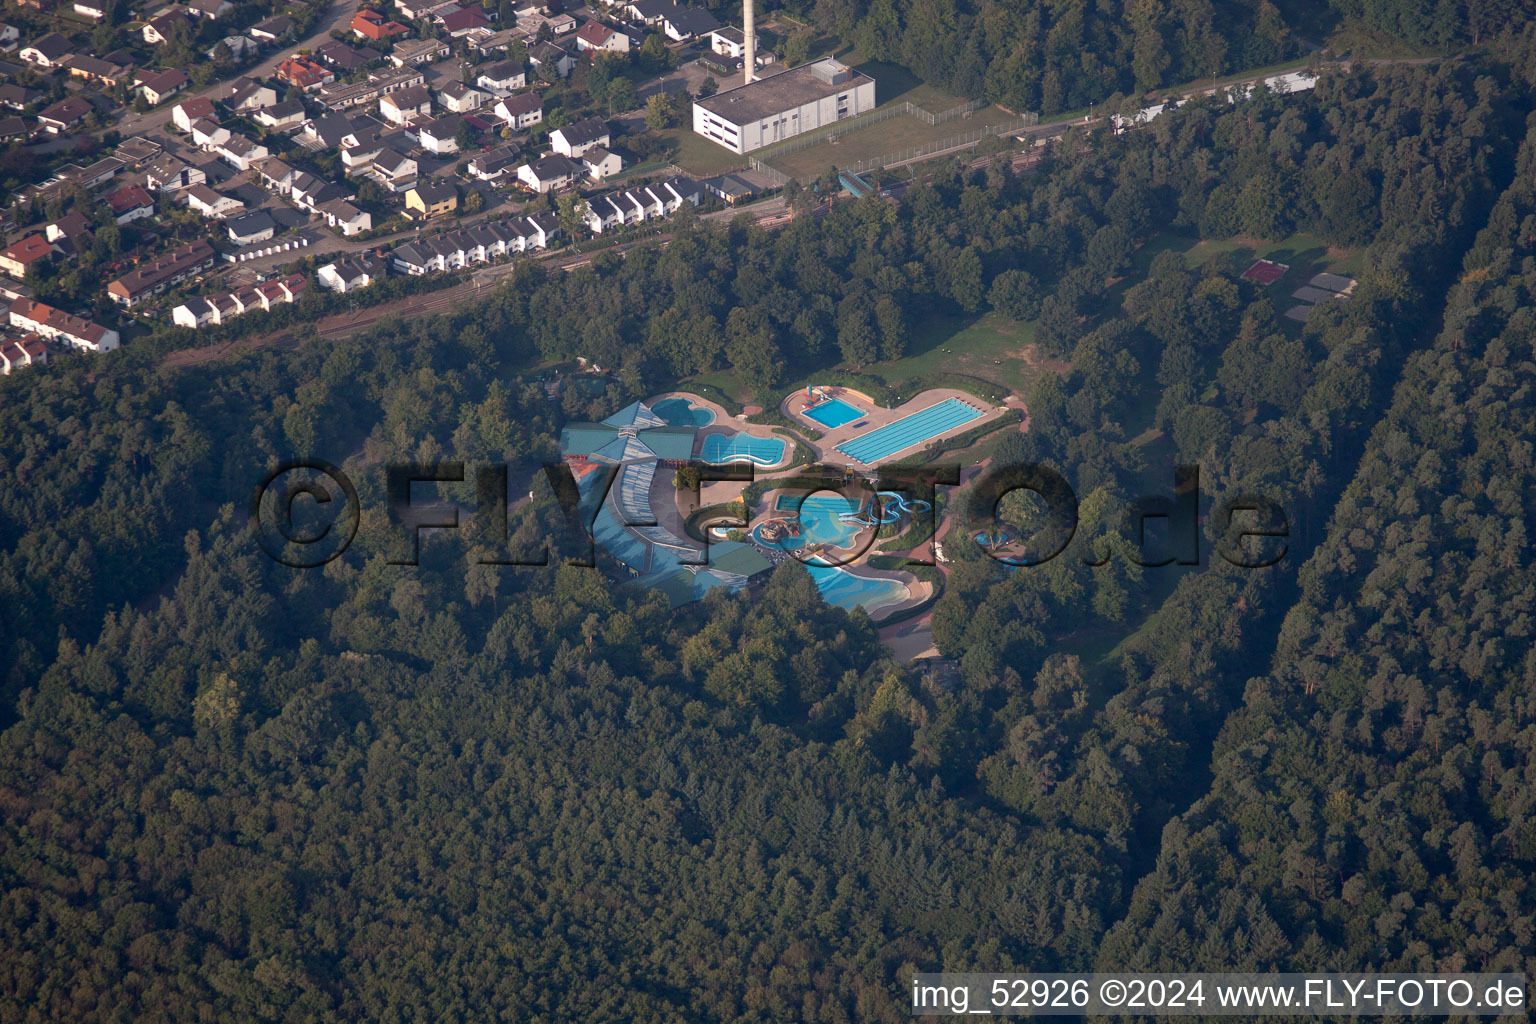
[391,37,451,66]
[114,137,164,165]
[254,98,307,129]
[475,59,525,94]
[575,21,628,54]
[380,84,431,124]
[494,91,542,129]
[43,211,92,249]
[138,68,190,105]
[436,80,486,112]
[105,183,156,224]
[225,76,278,112]
[441,6,490,36]
[581,145,621,180]
[19,32,72,67]
[395,0,456,19]
[248,15,294,41]
[208,34,258,59]
[540,11,577,34]
[107,239,217,305]
[317,198,372,236]
[709,25,745,57]
[214,133,270,171]
[182,183,244,218]
[528,42,576,78]
[288,171,345,210]
[63,54,129,85]
[172,94,217,131]
[467,143,520,182]
[36,96,93,134]
[189,117,230,148]
[351,8,409,41]
[0,25,20,51]
[253,157,297,194]
[8,299,119,352]
[0,233,52,279]
[368,146,417,190]
[170,295,214,327]
[75,156,123,190]
[417,115,464,155]
[186,0,234,18]
[226,210,276,245]
[340,133,384,169]
[144,154,206,191]
[318,252,387,292]
[549,116,608,157]
[0,83,42,111]
[515,152,579,193]
[405,180,458,218]
[467,27,520,55]
[624,0,676,26]
[0,116,27,142]
[0,337,48,374]
[142,9,194,45]
[277,56,333,91]
[663,6,718,40]
[315,39,371,71]
[317,68,425,111]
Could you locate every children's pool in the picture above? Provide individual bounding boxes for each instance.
[801,397,864,429]
[653,397,715,427]
[699,432,786,466]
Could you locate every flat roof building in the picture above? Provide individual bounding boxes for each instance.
[692,58,875,154]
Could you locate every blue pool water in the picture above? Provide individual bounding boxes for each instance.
[806,562,909,614]
[699,432,786,466]
[835,398,984,465]
[802,397,864,429]
[653,397,715,427]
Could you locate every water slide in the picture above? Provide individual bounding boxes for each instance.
[837,491,932,527]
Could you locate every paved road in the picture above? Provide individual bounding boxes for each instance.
[112,0,366,139]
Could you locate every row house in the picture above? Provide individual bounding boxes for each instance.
[0,336,48,374]
[107,239,217,306]
[583,176,701,234]
[173,274,306,327]
[316,68,425,112]
[9,299,119,352]
[318,252,387,292]
[390,212,558,273]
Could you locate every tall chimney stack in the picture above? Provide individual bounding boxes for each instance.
[743,0,755,85]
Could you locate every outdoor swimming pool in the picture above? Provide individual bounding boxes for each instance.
[805,562,910,615]
[699,432,786,466]
[801,397,865,429]
[835,398,984,465]
[653,397,716,427]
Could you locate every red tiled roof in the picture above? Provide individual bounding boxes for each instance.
[2,233,53,266]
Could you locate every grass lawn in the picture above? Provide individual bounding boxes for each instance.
[659,127,749,177]
[767,105,1021,179]
[871,310,1049,397]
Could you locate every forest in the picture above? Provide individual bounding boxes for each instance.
[2,26,1536,1024]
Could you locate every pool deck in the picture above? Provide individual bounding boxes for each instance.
[780,387,1007,468]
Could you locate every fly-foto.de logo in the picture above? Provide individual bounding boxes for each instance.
[249,459,1289,571]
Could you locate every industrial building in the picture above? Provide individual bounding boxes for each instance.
[692,58,876,154]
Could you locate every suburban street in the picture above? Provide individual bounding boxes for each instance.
[111,0,368,139]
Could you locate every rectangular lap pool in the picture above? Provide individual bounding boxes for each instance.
[835,398,984,465]
[802,397,864,429]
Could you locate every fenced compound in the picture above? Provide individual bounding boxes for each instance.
[748,106,1039,184]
